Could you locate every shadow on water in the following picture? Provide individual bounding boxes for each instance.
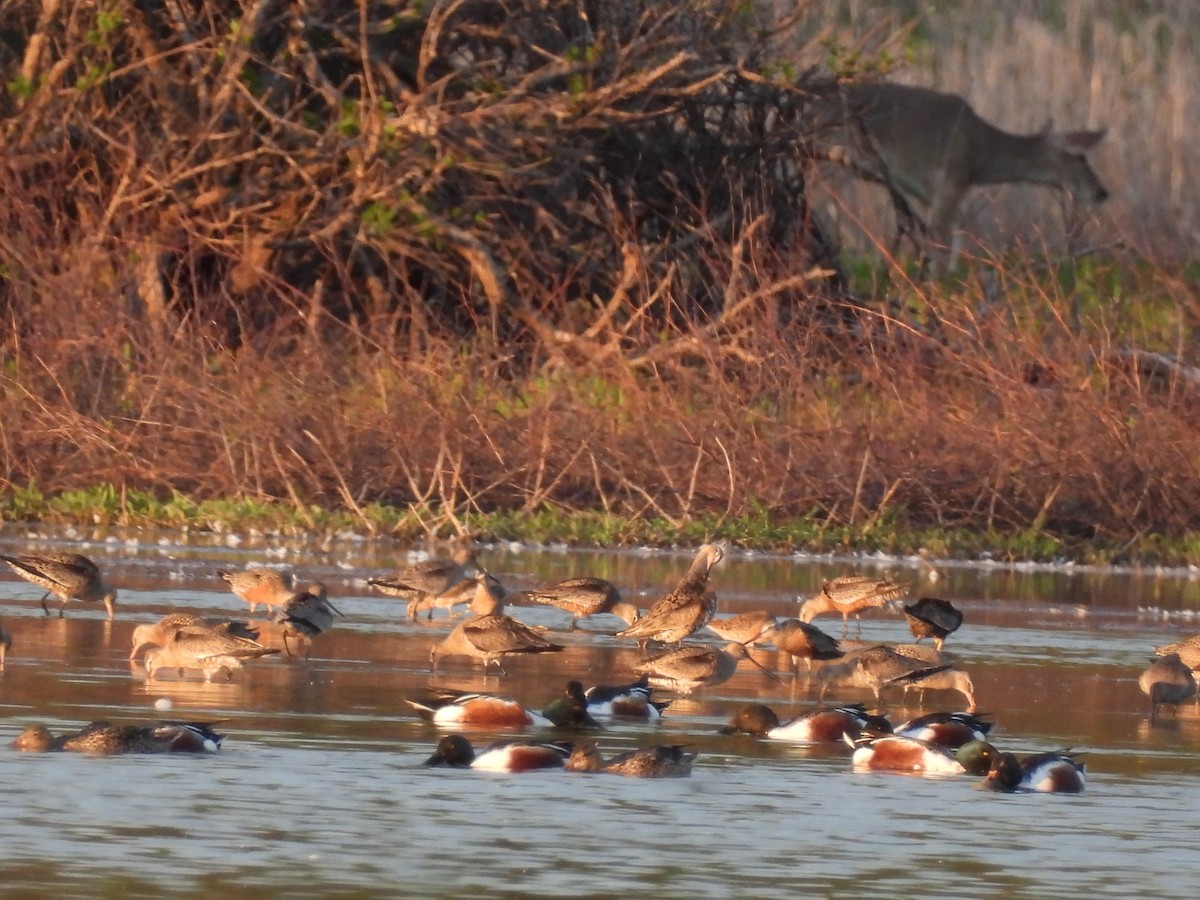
[0,528,1198,897]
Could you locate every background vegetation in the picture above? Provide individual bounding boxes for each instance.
[0,0,1197,563]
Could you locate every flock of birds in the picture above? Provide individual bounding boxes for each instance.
[0,542,1190,790]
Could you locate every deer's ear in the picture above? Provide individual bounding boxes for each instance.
[1057,129,1107,153]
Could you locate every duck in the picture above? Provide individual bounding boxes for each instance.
[894,711,993,749]
[903,597,964,650]
[633,641,774,695]
[850,734,997,776]
[1139,652,1197,720]
[429,613,564,674]
[617,544,725,647]
[514,577,639,630]
[423,735,572,772]
[0,551,117,619]
[217,567,295,614]
[720,702,892,743]
[541,681,601,729]
[583,675,669,720]
[405,690,552,728]
[798,575,905,635]
[13,720,224,754]
[983,750,1085,793]
[761,618,843,673]
[565,738,696,777]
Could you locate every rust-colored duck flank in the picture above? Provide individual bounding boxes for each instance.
[217,567,295,614]
[799,575,906,635]
[130,614,260,661]
[142,629,280,682]
[367,547,483,619]
[1,551,117,619]
[275,581,343,658]
[517,576,639,630]
[566,737,696,777]
[903,597,964,650]
[430,613,564,674]
[617,544,725,647]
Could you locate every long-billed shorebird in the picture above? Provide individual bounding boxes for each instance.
[430,613,564,674]
[130,614,260,661]
[516,577,639,630]
[617,544,725,647]
[816,644,970,707]
[706,610,776,645]
[142,630,280,682]
[799,575,906,635]
[761,618,843,673]
[1153,635,1200,674]
[274,581,343,658]
[633,641,774,695]
[368,547,483,619]
[1139,652,1197,721]
[1,551,117,619]
[218,567,295,614]
[903,597,964,650]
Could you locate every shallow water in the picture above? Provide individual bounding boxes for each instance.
[1,528,1198,898]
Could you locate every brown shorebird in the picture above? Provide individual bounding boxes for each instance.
[218,567,295,614]
[0,620,10,670]
[516,577,639,630]
[799,575,906,635]
[1139,652,1197,721]
[13,721,224,754]
[633,641,775,695]
[565,738,696,778]
[130,614,260,661]
[430,613,564,674]
[816,644,968,707]
[1154,635,1200,673]
[142,630,280,682]
[762,617,843,673]
[1,552,117,619]
[706,610,776,645]
[368,547,483,619]
[617,544,725,647]
[903,597,964,650]
[276,582,343,658]
[409,571,507,620]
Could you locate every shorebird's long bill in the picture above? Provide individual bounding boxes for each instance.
[741,646,784,684]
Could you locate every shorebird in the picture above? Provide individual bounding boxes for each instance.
[1139,652,1197,720]
[217,567,295,614]
[566,738,696,778]
[130,614,260,661]
[1153,635,1200,673]
[0,620,10,670]
[762,618,843,673]
[799,575,906,635]
[430,613,564,674]
[720,702,892,744]
[984,750,1086,793]
[368,547,483,619]
[633,641,775,695]
[516,577,639,630]
[423,735,572,772]
[1,551,117,619]
[903,597,964,650]
[275,582,343,658]
[142,630,280,682]
[13,720,224,754]
[816,644,970,708]
[617,544,725,647]
[706,610,776,645]
[408,571,507,620]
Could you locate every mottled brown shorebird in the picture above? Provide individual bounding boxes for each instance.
[430,613,564,674]
[410,571,508,620]
[817,645,971,708]
[1139,652,1197,721]
[367,547,483,619]
[799,575,906,635]
[142,630,280,682]
[1154,635,1200,673]
[617,544,725,647]
[130,614,260,661]
[633,641,775,695]
[706,610,776,645]
[516,577,639,630]
[762,617,843,674]
[276,581,343,659]
[218,567,295,614]
[1,552,117,619]
[565,738,696,778]
[903,597,964,651]
[13,721,223,754]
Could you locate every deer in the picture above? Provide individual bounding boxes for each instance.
[809,81,1108,273]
